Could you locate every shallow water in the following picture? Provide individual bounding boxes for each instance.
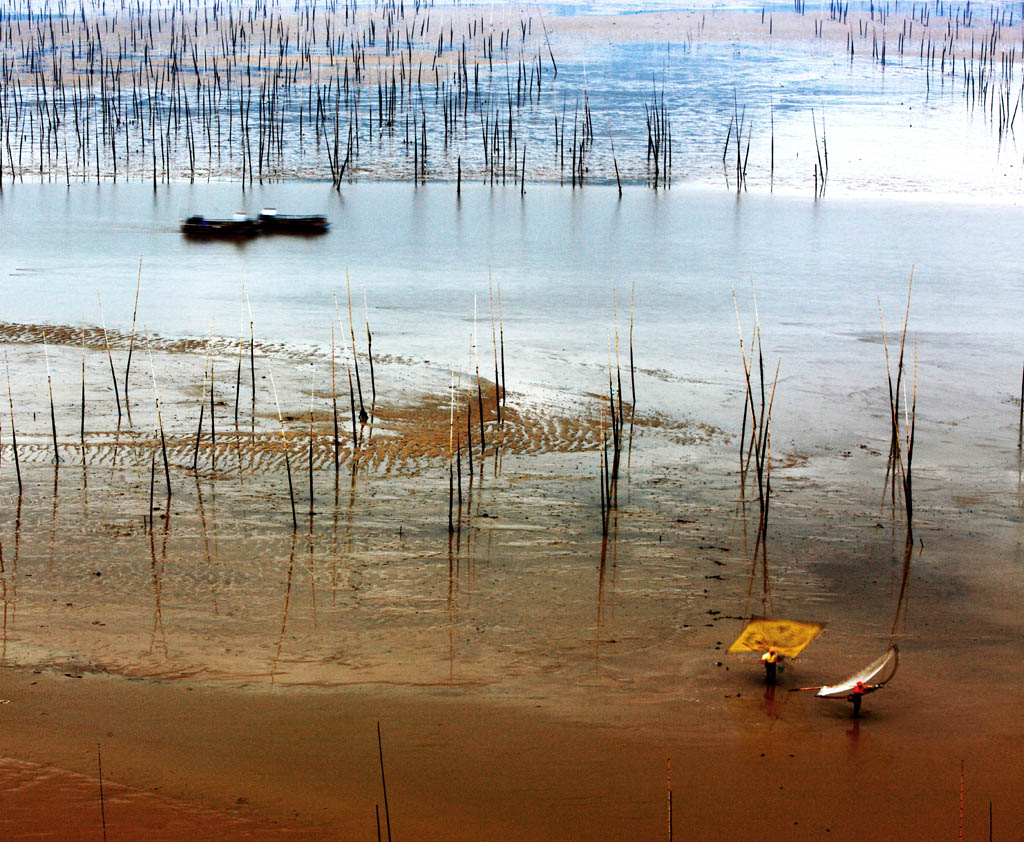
[4,2,1022,196]
[2,180,1023,472]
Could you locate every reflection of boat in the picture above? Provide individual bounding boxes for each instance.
[257,208,330,234]
[816,645,899,699]
[181,213,261,238]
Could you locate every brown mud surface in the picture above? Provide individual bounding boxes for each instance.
[0,323,1022,840]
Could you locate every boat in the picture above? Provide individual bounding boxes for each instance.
[815,645,899,699]
[257,208,330,234]
[181,212,261,238]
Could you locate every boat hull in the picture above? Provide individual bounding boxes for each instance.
[181,216,262,238]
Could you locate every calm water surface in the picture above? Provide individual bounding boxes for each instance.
[1,181,1022,480]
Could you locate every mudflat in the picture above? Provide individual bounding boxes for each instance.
[0,317,1021,841]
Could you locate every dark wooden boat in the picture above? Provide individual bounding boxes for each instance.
[257,208,330,234]
[181,214,262,238]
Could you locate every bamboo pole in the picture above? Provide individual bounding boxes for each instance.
[145,332,172,497]
[345,272,367,422]
[5,352,22,493]
[267,356,298,530]
[308,363,316,513]
[332,325,340,475]
[80,330,87,459]
[98,294,122,421]
[489,270,501,425]
[124,257,142,421]
[43,337,60,463]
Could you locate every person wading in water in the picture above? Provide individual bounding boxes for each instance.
[850,681,866,717]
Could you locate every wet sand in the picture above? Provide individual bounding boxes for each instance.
[0,318,1022,840]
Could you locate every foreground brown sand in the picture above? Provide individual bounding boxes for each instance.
[2,646,1021,841]
[0,324,1022,840]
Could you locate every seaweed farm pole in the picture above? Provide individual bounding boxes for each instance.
[247,288,256,437]
[343,277,368,423]
[208,324,217,470]
[332,326,340,476]
[363,281,376,415]
[497,282,507,409]
[448,367,456,534]
[474,296,486,452]
[667,757,673,842]
[146,333,172,498]
[629,282,637,416]
[98,294,122,422]
[148,455,156,531]
[43,338,60,464]
[97,743,107,842]
[308,364,316,514]
[80,330,87,455]
[466,376,475,479]
[267,357,298,530]
[900,343,918,547]
[600,404,610,535]
[193,349,209,471]
[347,362,358,447]
[599,406,607,534]
[234,290,246,428]
[609,131,622,198]
[124,258,142,419]
[377,722,393,842]
[1018,360,1023,449]
[489,272,501,425]
[5,352,22,493]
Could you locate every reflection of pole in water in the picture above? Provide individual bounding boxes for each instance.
[595,506,619,667]
[271,532,297,686]
[0,539,9,663]
[331,489,340,606]
[145,332,172,498]
[5,351,22,493]
[332,325,340,480]
[193,341,210,472]
[248,286,256,445]
[846,717,861,749]
[195,474,219,616]
[447,528,459,682]
[889,540,919,637]
[49,464,59,571]
[124,259,142,426]
[148,512,169,658]
[266,357,298,530]
[3,496,22,661]
[98,295,122,424]
[80,329,87,462]
[596,528,609,666]
[307,517,318,628]
[43,337,61,465]
[308,363,316,517]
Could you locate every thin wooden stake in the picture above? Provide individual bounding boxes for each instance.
[97,743,107,842]
[145,332,171,497]
[5,352,22,493]
[44,338,60,463]
[377,722,393,842]
[267,357,298,530]
[124,257,142,416]
[98,294,122,421]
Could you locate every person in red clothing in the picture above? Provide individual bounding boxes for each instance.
[850,681,866,717]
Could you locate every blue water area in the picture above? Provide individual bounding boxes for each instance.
[1,181,1022,467]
